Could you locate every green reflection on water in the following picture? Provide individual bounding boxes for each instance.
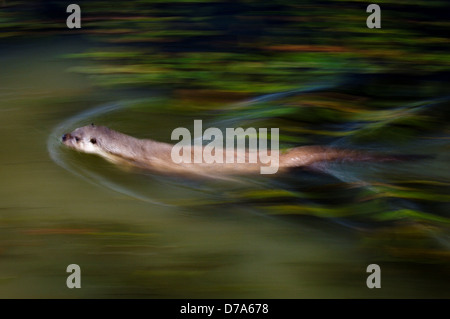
[0,0,449,298]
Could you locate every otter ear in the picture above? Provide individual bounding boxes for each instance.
[90,138,97,144]
[91,123,95,127]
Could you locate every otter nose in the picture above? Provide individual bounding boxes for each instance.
[62,133,71,142]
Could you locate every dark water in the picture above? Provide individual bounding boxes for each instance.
[0,36,449,298]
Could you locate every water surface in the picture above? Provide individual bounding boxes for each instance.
[0,36,449,299]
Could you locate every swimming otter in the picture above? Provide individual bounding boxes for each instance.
[61,124,396,178]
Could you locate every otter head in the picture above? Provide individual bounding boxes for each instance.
[62,124,105,156]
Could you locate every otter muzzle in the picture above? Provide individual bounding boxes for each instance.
[62,133,71,142]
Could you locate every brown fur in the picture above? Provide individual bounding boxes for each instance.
[62,125,388,178]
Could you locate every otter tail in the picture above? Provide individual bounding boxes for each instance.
[280,146,431,168]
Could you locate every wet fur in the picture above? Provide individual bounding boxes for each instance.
[62,125,407,178]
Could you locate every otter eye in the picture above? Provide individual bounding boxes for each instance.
[90,138,97,144]
[75,137,80,142]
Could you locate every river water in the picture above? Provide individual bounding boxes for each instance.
[0,36,448,298]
